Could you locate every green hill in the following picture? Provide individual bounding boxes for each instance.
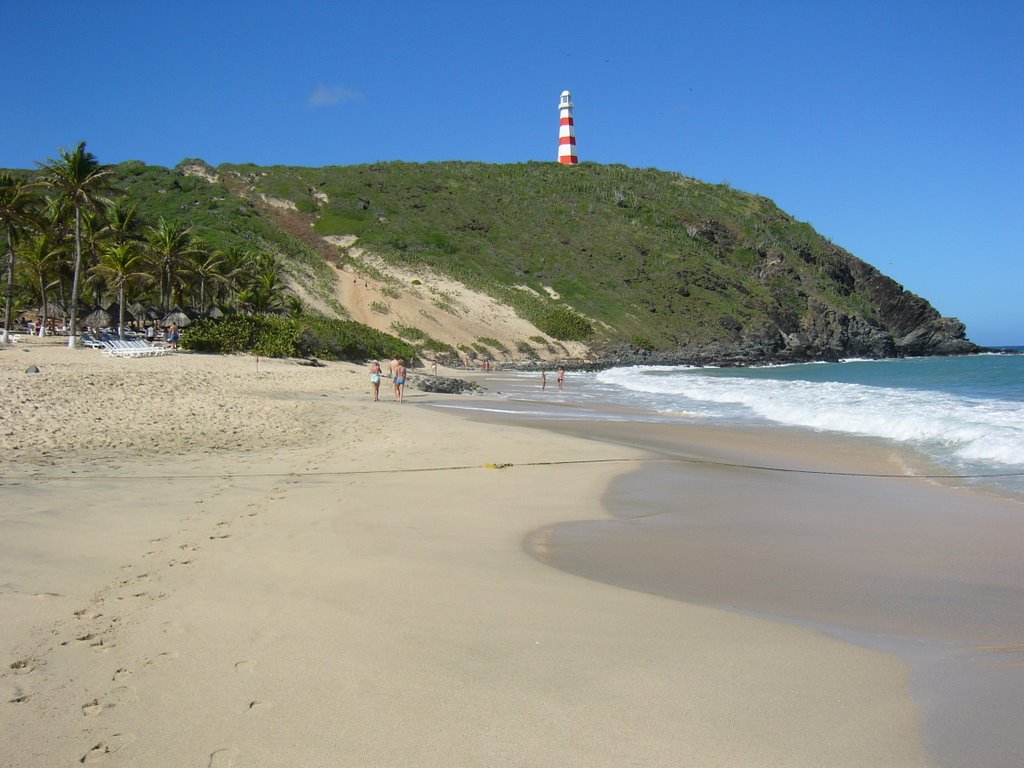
[18,158,978,363]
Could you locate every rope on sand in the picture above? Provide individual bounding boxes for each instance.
[3,456,1023,483]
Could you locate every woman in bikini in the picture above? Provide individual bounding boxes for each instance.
[369,360,383,401]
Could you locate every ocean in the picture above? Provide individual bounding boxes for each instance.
[483,351,1024,499]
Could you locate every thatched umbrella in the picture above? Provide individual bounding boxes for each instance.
[81,306,113,330]
[160,308,192,328]
[104,302,139,338]
[128,301,148,322]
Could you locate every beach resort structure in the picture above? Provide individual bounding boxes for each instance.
[558,89,578,164]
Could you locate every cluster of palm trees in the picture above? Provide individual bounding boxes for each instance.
[2,142,294,346]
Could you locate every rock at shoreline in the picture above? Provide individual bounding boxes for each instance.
[412,375,482,394]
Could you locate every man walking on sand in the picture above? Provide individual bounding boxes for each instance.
[394,359,407,403]
[389,355,401,400]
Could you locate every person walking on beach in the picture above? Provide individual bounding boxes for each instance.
[394,359,407,403]
[168,324,179,350]
[389,355,401,399]
[541,370,547,391]
[557,366,565,392]
[369,360,383,401]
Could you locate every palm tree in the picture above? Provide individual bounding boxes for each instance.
[17,232,61,336]
[102,197,142,246]
[0,172,39,343]
[90,242,150,339]
[214,245,255,311]
[80,208,106,307]
[184,245,225,315]
[146,217,196,311]
[36,142,116,347]
[239,255,287,313]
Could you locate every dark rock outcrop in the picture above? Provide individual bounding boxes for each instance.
[412,375,482,394]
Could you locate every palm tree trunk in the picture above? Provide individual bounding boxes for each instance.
[2,228,14,344]
[117,281,125,340]
[38,275,48,337]
[67,206,83,348]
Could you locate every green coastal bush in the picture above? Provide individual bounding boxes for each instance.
[183,315,300,357]
[536,307,594,341]
[476,336,508,353]
[182,314,415,362]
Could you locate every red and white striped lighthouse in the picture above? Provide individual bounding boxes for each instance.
[557,89,578,164]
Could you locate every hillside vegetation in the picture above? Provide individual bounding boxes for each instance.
[8,156,976,363]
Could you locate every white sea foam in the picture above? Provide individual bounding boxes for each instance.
[596,364,1024,472]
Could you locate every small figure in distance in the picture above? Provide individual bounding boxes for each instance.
[431,359,438,375]
[394,359,407,403]
[557,366,565,392]
[541,370,547,391]
[169,323,179,350]
[369,360,383,401]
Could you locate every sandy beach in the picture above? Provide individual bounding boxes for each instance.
[1,339,935,767]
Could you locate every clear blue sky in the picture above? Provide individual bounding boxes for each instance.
[4,1,1021,345]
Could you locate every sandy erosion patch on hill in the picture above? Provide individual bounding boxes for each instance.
[323,241,590,362]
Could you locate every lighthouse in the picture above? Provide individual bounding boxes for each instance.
[557,89,578,164]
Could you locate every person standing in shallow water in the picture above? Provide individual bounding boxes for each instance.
[541,370,547,391]
[369,360,383,401]
[557,366,565,392]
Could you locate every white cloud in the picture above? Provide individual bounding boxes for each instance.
[308,85,361,108]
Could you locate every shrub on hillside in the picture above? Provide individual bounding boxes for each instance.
[537,307,594,341]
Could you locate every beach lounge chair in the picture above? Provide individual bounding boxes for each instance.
[99,338,172,358]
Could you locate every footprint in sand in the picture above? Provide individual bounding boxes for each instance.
[247,699,270,712]
[109,685,138,704]
[72,632,97,644]
[208,747,240,767]
[209,534,231,540]
[9,658,34,674]
[233,659,256,673]
[112,668,132,682]
[161,621,185,635]
[91,638,115,653]
[144,651,179,667]
[80,733,136,763]
[82,698,103,717]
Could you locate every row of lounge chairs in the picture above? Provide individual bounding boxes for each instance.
[82,333,174,358]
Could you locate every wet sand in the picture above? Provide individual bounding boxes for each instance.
[461,408,1024,768]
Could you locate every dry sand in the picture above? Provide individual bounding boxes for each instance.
[1,339,928,767]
